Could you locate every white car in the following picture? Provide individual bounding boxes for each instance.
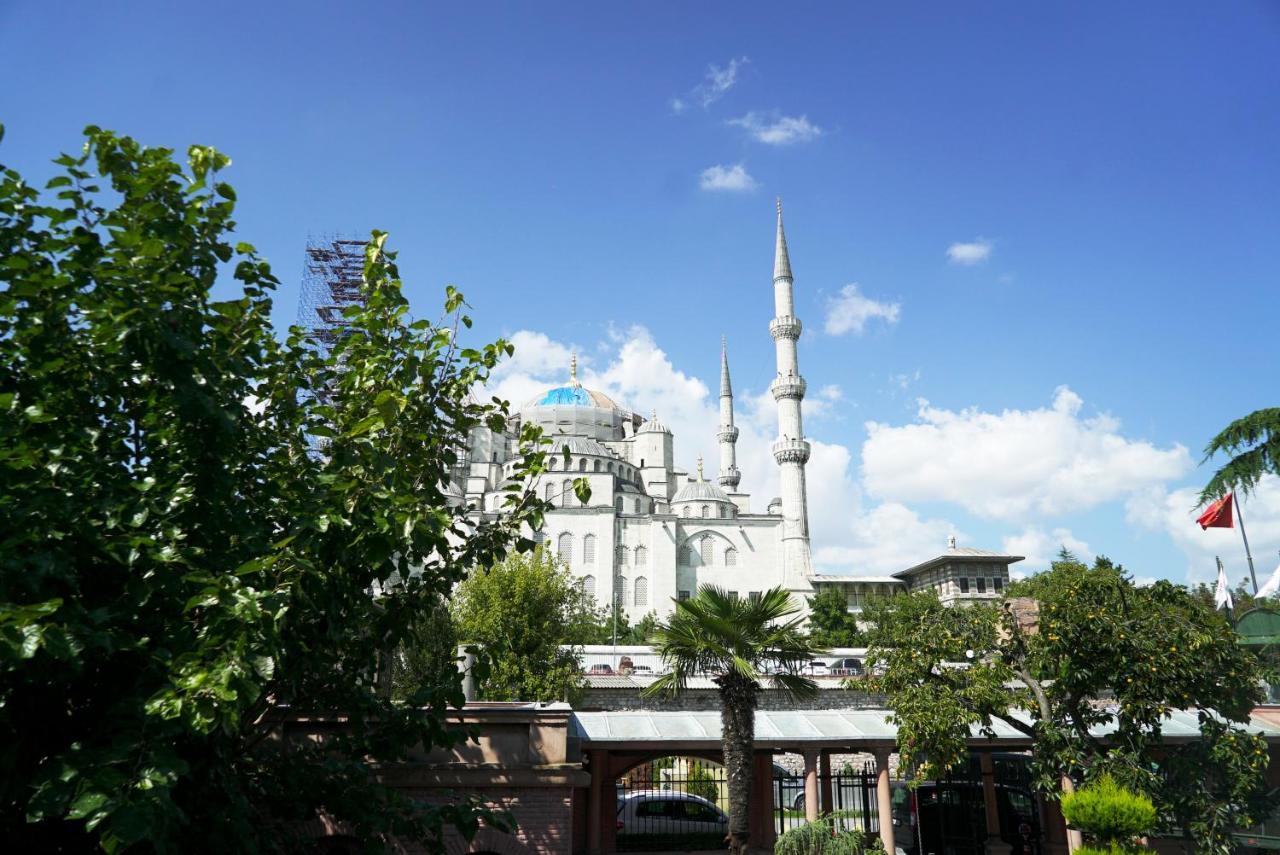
[806,660,830,677]
[616,790,728,835]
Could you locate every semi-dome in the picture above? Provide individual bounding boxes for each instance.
[548,436,615,458]
[637,409,671,434]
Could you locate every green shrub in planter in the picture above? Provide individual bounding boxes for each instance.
[1061,775,1156,852]
[774,817,884,855]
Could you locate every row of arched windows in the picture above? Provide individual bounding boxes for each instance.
[677,535,736,567]
[680,504,734,519]
[556,533,651,568]
[579,574,649,607]
[548,455,636,483]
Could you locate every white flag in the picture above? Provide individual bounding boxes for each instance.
[1257,564,1280,599]
[1215,562,1233,611]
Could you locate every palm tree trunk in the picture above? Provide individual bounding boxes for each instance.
[718,674,758,854]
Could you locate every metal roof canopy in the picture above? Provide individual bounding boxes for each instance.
[571,708,1280,750]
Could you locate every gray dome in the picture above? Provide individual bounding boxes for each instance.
[548,436,615,458]
[672,479,732,505]
[637,412,671,434]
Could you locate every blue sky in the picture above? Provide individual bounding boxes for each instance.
[3,1,1278,584]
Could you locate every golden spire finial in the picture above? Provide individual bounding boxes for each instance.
[697,455,704,481]
[569,352,579,386]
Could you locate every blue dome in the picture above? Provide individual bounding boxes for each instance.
[526,385,620,409]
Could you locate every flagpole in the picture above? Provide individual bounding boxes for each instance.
[1236,494,1260,594]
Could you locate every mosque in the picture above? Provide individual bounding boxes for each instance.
[451,201,1021,621]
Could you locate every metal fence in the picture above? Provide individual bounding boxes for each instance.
[773,763,881,837]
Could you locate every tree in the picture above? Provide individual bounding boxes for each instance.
[1061,775,1156,854]
[646,586,822,855]
[1199,408,1280,504]
[451,548,604,702]
[806,587,862,647]
[862,552,1273,854]
[0,127,552,850]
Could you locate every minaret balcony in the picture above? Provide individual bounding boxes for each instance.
[718,468,741,489]
[771,438,811,464]
[770,375,807,401]
[769,316,802,341]
[717,425,739,443]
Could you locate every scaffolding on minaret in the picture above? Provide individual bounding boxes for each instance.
[296,235,369,360]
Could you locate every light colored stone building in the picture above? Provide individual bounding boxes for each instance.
[452,202,1022,622]
[453,201,816,620]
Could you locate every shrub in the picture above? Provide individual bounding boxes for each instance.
[685,762,720,803]
[1061,775,1156,850]
[775,817,880,855]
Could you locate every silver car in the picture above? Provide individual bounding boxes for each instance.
[616,790,728,835]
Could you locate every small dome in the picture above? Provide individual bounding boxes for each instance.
[637,410,671,434]
[672,479,733,505]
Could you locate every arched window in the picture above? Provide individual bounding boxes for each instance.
[578,458,587,472]
[582,574,596,601]
[616,577,628,606]
[617,545,629,566]
[548,457,556,470]
[679,547,694,565]
[544,482,554,502]
[594,460,602,472]
[634,576,649,607]
[634,498,642,513]
[700,536,712,565]
[635,546,648,566]
[561,479,574,507]
[615,496,623,514]
[701,505,710,518]
[682,507,690,518]
[557,532,573,562]
[583,534,596,564]
[725,546,738,567]
[720,505,729,519]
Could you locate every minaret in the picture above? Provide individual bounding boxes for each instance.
[717,337,741,490]
[769,199,813,580]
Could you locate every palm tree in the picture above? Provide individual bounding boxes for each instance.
[645,586,824,854]
[1200,407,1280,504]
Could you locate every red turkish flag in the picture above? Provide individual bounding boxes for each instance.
[1197,493,1234,529]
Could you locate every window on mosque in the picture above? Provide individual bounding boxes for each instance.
[635,546,647,566]
[727,591,739,601]
[634,576,648,607]
[682,507,690,518]
[544,483,555,502]
[634,499,641,513]
[548,458,556,470]
[562,479,574,507]
[749,591,761,604]
[701,505,709,518]
[678,590,691,601]
[594,460,602,472]
[976,577,987,594]
[725,547,737,567]
[617,546,628,565]
[616,577,628,605]
[558,532,573,562]
[699,537,712,565]
[993,576,1004,593]
[615,497,623,514]
[582,574,596,600]
[958,577,970,594]
[583,534,596,564]
[720,506,728,518]
[578,458,587,472]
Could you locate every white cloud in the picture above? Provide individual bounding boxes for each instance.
[728,112,822,145]
[1001,526,1093,574]
[673,57,748,113]
[823,284,901,335]
[862,387,1193,519]
[1126,475,1280,585]
[815,502,963,576]
[699,163,758,192]
[946,239,992,266]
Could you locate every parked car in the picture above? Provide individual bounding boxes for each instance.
[806,660,830,677]
[829,657,864,677]
[616,790,728,835]
[891,780,1040,855]
[586,663,613,675]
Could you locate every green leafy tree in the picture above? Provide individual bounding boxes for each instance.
[806,587,862,647]
[0,128,551,851]
[862,552,1272,854]
[451,548,604,702]
[1200,408,1280,504]
[646,586,822,855]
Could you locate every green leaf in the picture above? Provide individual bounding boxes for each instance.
[572,477,592,505]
